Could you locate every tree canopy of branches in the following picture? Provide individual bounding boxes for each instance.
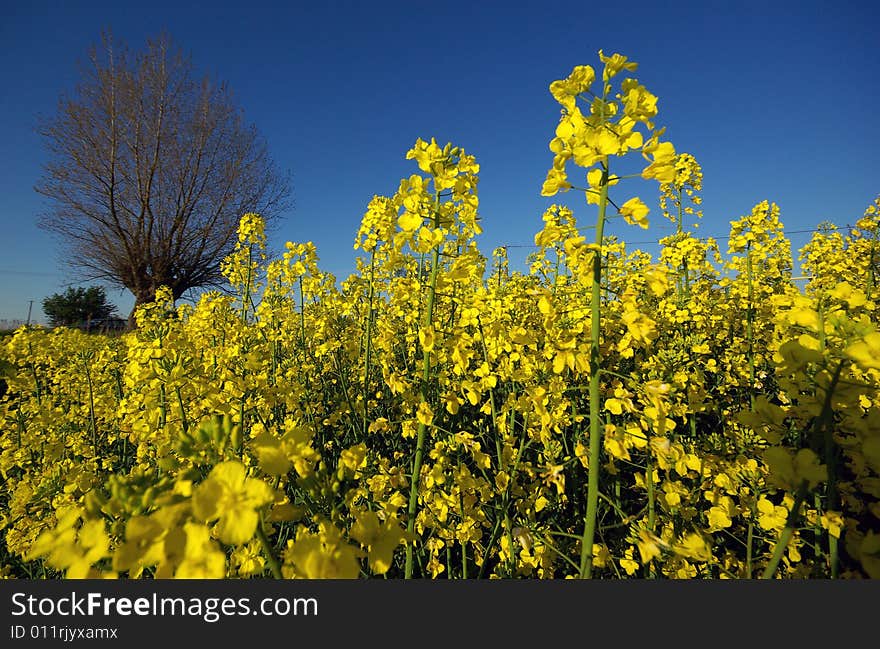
[42,286,118,328]
[36,32,291,327]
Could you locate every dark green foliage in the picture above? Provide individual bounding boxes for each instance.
[42,286,118,328]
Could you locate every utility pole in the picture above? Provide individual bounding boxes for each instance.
[26,300,33,326]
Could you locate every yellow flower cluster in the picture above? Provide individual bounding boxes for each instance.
[1,51,877,580]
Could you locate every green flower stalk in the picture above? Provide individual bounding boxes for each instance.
[404,195,441,579]
[579,163,610,578]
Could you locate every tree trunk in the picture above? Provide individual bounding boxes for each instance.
[127,289,154,330]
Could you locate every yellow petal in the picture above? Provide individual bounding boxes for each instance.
[217,509,260,546]
[398,211,422,232]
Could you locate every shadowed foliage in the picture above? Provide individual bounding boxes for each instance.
[42,286,118,328]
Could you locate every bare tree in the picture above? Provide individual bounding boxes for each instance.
[36,32,291,327]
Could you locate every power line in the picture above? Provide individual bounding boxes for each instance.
[0,269,58,277]
[493,226,841,250]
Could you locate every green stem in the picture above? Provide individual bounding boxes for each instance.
[16,410,24,450]
[677,188,683,234]
[475,317,514,576]
[677,188,690,301]
[299,277,307,351]
[646,455,656,533]
[362,252,376,437]
[159,383,167,429]
[175,387,189,434]
[746,520,754,578]
[298,277,315,428]
[461,542,468,579]
[405,196,442,579]
[476,317,501,461]
[27,359,42,407]
[477,413,528,579]
[255,520,283,579]
[446,544,453,579]
[578,160,609,579]
[745,242,756,409]
[761,484,807,579]
[241,244,253,323]
[330,350,359,436]
[763,360,844,579]
[823,360,844,578]
[643,430,656,579]
[867,241,875,300]
[83,357,98,458]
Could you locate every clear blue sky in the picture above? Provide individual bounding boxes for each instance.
[1,0,877,325]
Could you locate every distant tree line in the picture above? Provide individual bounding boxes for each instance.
[42,286,120,329]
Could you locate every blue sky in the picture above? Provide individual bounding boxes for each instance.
[1,0,877,324]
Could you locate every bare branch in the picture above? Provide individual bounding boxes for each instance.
[35,31,292,327]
